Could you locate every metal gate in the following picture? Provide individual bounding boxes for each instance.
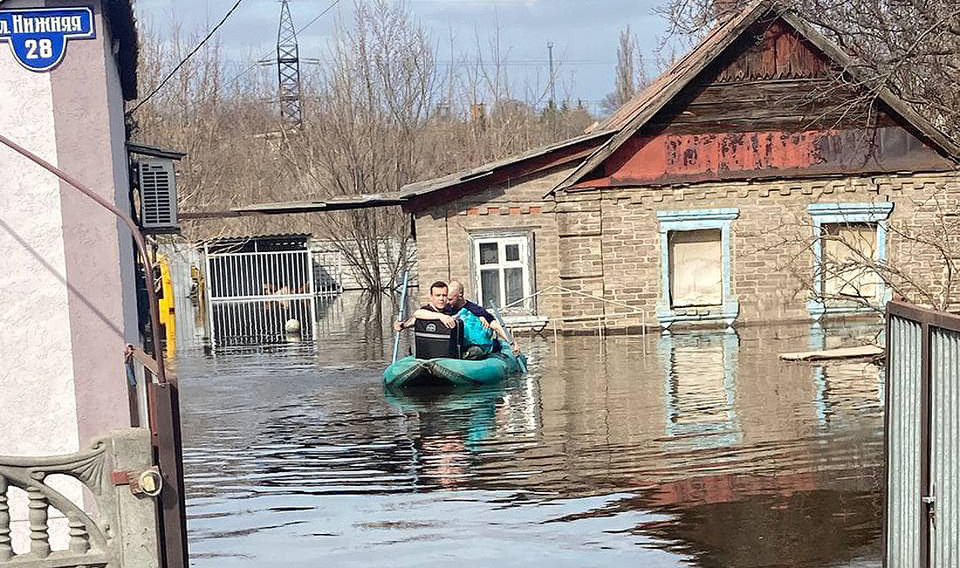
[204,241,317,347]
[885,300,960,568]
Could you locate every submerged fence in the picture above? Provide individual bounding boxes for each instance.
[203,243,343,347]
[885,300,960,568]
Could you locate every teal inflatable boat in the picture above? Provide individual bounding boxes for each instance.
[383,340,526,389]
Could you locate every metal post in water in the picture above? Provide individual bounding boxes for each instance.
[307,247,317,342]
[392,270,410,363]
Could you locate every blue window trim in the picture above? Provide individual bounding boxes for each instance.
[656,208,740,330]
[806,202,894,319]
[658,331,742,448]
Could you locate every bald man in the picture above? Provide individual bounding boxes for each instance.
[446,280,520,355]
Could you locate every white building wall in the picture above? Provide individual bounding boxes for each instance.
[0,49,79,552]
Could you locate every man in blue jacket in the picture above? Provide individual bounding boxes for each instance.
[446,280,520,355]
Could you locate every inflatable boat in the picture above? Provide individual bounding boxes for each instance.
[383,339,526,389]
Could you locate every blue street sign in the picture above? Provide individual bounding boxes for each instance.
[0,7,95,72]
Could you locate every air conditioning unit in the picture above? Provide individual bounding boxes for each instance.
[138,157,178,232]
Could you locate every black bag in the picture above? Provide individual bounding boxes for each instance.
[414,319,463,359]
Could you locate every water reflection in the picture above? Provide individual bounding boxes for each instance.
[660,331,740,449]
[177,293,884,567]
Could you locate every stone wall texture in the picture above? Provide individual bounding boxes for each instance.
[413,166,568,319]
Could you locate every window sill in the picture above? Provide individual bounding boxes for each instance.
[807,299,884,319]
[657,298,740,330]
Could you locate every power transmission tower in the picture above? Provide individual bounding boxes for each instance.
[277,0,303,129]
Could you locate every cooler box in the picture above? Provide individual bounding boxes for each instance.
[414,319,463,359]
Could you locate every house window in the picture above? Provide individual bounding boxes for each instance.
[669,229,723,307]
[473,235,532,311]
[656,209,740,329]
[820,222,880,300]
[806,202,894,318]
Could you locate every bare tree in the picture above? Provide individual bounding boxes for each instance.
[285,0,437,292]
[749,191,960,315]
[130,1,599,291]
[130,24,298,241]
[601,26,649,114]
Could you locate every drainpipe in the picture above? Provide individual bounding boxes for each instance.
[0,133,168,384]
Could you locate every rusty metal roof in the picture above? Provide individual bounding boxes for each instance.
[552,0,960,194]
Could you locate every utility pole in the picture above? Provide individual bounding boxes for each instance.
[277,0,303,129]
[547,41,556,109]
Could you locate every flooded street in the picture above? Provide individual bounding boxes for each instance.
[176,294,884,567]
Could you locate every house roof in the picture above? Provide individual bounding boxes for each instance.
[179,193,406,219]
[551,0,960,195]
[395,129,613,201]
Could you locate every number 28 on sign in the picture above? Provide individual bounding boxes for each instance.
[0,7,95,72]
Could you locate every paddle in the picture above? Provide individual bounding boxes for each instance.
[391,270,410,364]
[490,306,527,374]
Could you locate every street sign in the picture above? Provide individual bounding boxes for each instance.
[0,7,95,72]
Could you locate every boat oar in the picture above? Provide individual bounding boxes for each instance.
[490,306,527,374]
[391,270,410,364]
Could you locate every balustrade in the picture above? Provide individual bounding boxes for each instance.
[0,429,154,567]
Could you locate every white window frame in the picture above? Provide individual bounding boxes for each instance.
[472,234,533,312]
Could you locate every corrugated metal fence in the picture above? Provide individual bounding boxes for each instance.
[885,300,960,568]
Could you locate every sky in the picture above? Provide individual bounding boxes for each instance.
[135,0,671,116]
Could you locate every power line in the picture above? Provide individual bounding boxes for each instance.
[224,0,341,90]
[128,0,246,115]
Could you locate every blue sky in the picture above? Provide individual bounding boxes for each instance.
[136,0,669,115]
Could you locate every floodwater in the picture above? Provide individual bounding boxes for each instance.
[176,293,885,567]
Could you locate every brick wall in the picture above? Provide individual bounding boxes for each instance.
[412,166,569,318]
[562,171,960,329]
[414,167,960,330]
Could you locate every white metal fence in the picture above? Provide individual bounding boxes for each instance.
[204,246,329,347]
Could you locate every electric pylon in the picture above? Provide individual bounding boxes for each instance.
[277,0,303,129]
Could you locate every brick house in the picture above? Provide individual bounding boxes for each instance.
[401,0,960,331]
